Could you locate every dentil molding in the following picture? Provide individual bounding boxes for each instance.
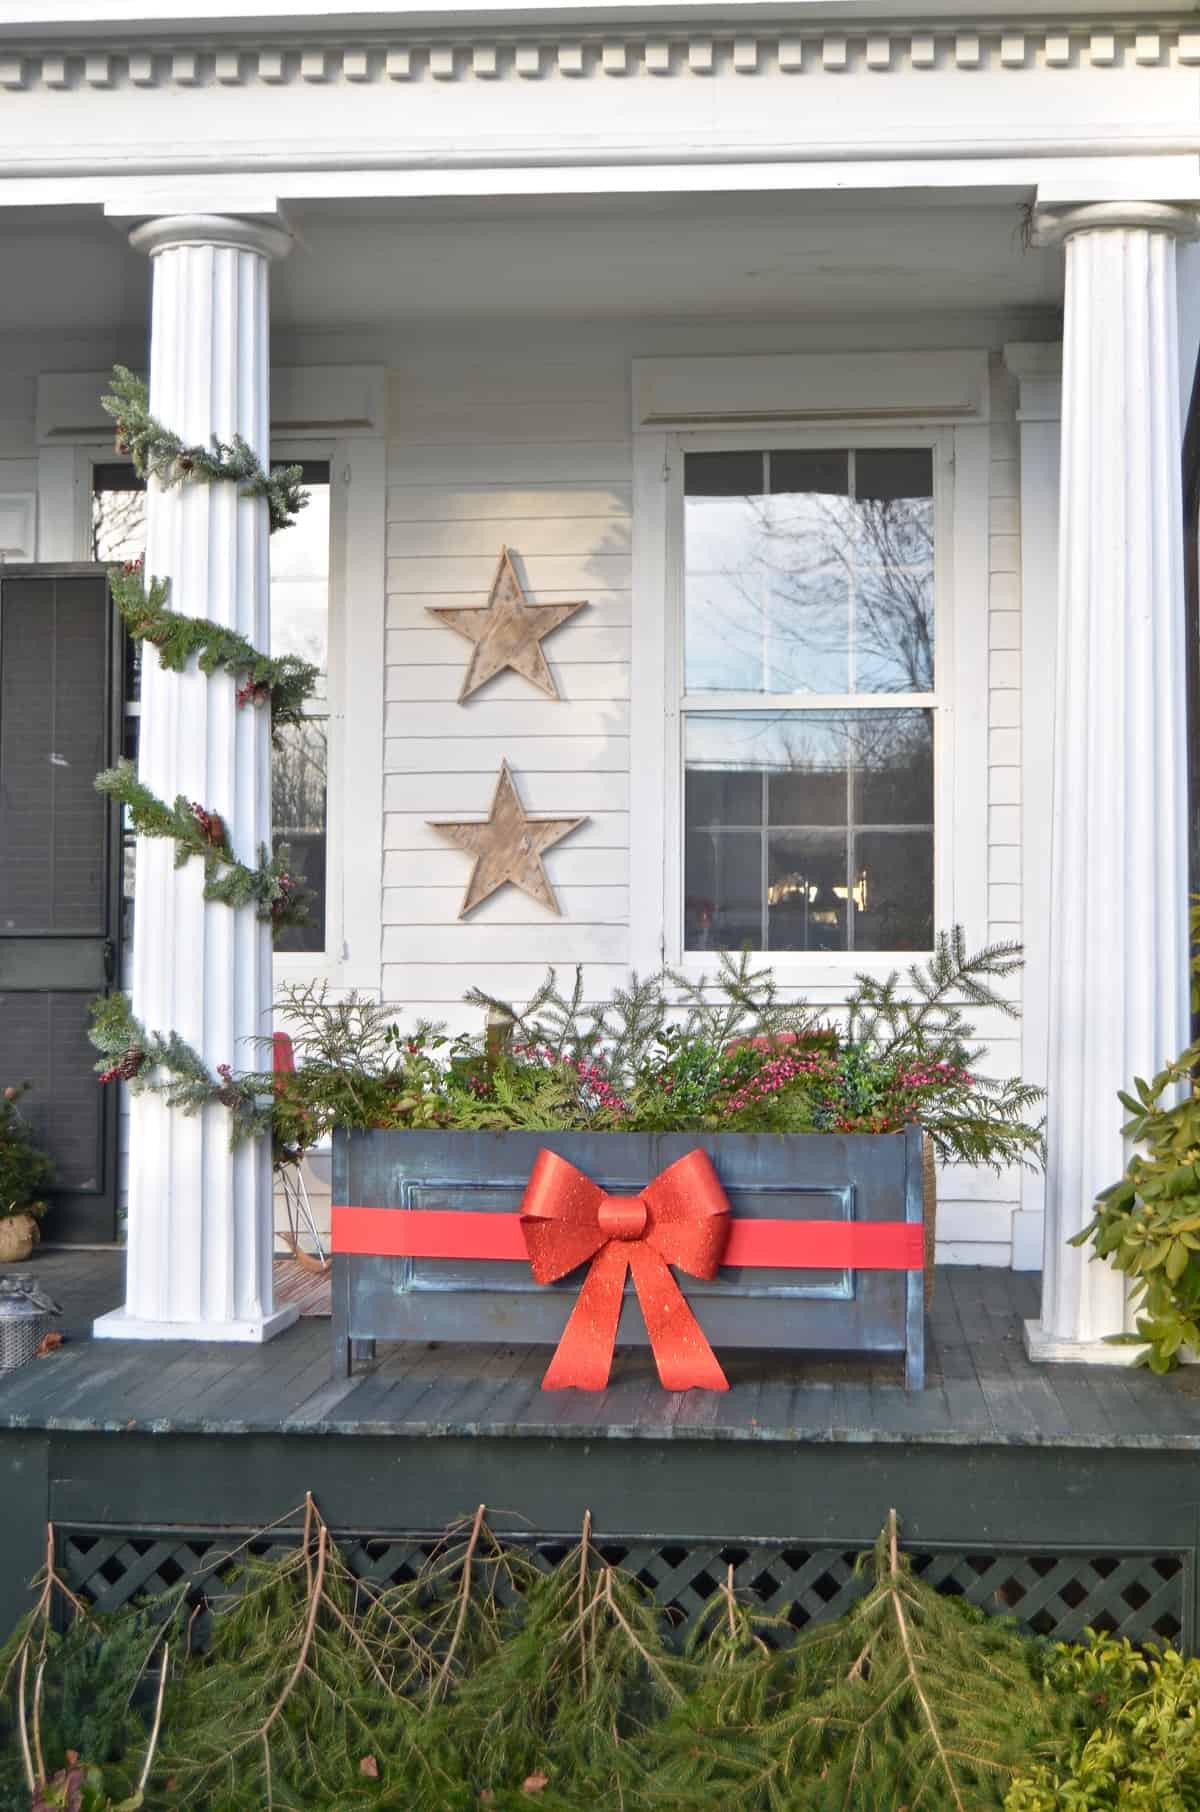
[0,25,1197,87]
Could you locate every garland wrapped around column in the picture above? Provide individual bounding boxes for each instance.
[89,364,316,1133]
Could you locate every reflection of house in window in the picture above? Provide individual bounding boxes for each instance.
[91,459,332,956]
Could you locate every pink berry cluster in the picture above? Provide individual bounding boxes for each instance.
[514,1043,628,1116]
[236,678,271,710]
[894,1060,974,1091]
[723,1051,839,1116]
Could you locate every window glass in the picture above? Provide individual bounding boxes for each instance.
[683,709,934,954]
[684,447,934,695]
[269,464,330,953]
[92,458,332,957]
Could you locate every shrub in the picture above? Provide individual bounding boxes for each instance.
[1006,1633,1200,1811]
[0,1083,54,1222]
[1071,901,1200,1371]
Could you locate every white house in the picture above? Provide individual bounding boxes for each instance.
[0,0,1195,1363]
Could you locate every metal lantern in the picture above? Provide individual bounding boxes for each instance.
[0,1274,61,1372]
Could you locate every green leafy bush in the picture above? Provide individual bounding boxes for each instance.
[0,1082,54,1222]
[1071,902,1200,1371]
[1006,1633,1200,1811]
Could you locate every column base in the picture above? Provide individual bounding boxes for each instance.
[93,1303,299,1344]
[1023,1319,1141,1366]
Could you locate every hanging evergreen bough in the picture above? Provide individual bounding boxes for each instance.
[94,760,309,932]
[87,993,273,1146]
[101,365,307,534]
[1,1502,1144,1812]
[109,559,318,738]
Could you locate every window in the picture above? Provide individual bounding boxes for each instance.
[681,445,937,954]
[92,458,332,957]
[269,462,330,956]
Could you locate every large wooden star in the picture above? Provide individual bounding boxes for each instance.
[429,762,588,918]
[427,546,587,702]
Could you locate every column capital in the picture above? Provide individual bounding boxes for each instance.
[1031,200,1200,248]
[128,212,292,262]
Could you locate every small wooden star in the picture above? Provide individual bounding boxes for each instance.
[429,762,588,918]
[427,546,587,702]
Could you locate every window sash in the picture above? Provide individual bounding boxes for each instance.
[671,426,949,963]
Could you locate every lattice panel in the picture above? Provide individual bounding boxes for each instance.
[56,1527,1188,1649]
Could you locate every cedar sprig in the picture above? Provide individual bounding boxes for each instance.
[94,760,309,933]
[109,559,318,737]
[101,365,307,534]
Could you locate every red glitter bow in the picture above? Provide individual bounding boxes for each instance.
[520,1148,731,1392]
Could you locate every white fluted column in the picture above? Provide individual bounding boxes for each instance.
[1025,202,1198,1362]
[95,214,297,1343]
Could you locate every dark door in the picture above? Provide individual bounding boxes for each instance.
[0,566,121,1242]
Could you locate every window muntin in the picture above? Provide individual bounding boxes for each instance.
[681,444,937,957]
[92,458,332,957]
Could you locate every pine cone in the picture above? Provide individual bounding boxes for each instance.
[117,1046,146,1080]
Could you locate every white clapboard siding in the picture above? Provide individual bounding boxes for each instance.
[383,923,629,964]
[386,701,629,740]
[383,961,631,1005]
[385,400,629,447]
[387,624,631,664]
[385,812,630,853]
[387,554,631,595]
[386,663,630,703]
[388,592,631,631]
[387,517,633,558]
[388,484,632,522]
[384,847,629,886]
[388,444,631,485]
[385,736,629,774]
[383,886,628,926]
[385,771,629,813]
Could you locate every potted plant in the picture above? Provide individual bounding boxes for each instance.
[0,1083,55,1263]
[268,931,1043,1386]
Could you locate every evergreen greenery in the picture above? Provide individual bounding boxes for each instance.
[94,760,309,932]
[0,1082,54,1222]
[108,560,318,737]
[6,1503,1190,1812]
[101,366,306,535]
[87,994,272,1146]
[1071,902,1200,1371]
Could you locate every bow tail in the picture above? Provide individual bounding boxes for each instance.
[629,1246,729,1393]
[541,1242,630,1391]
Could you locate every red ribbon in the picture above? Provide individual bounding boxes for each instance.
[520,1147,731,1392]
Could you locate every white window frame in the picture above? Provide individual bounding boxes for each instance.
[630,351,992,991]
[36,366,388,999]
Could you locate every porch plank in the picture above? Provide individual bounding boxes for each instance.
[5,1253,1200,1453]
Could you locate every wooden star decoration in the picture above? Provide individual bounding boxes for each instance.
[427,546,587,702]
[429,762,588,918]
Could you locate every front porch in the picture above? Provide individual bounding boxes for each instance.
[3,1250,1198,1651]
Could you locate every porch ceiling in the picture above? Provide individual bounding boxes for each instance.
[0,189,1060,337]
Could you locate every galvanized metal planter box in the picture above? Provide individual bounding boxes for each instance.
[331,1126,926,1389]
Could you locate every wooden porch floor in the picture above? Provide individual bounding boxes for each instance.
[5,1248,1200,1449]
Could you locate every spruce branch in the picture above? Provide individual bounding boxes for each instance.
[87,993,272,1146]
[95,759,310,933]
[101,365,307,534]
[109,558,318,736]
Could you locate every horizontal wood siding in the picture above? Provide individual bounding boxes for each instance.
[384,358,632,1031]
